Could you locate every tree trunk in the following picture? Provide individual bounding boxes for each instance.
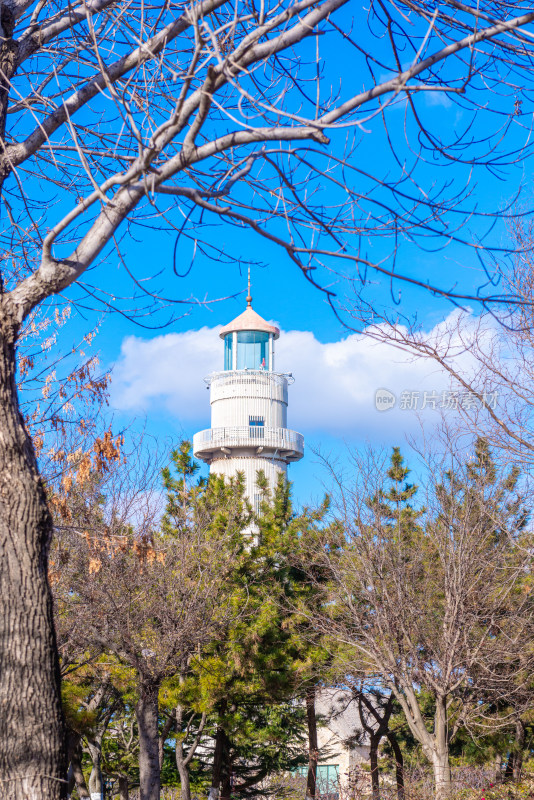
[66,732,80,798]
[87,741,103,800]
[432,749,451,800]
[209,720,226,800]
[220,768,232,800]
[387,732,405,800]
[369,733,380,800]
[432,697,451,800]
[494,754,503,784]
[136,679,161,800]
[513,719,525,783]
[504,751,514,781]
[0,328,67,799]
[70,743,90,799]
[158,713,174,771]
[305,686,318,800]
[175,705,192,800]
[118,776,129,800]
[177,760,192,800]
[66,763,75,798]
[176,705,206,800]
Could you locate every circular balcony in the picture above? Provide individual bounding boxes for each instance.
[193,425,304,464]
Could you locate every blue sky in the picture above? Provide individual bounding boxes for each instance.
[72,141,532,505]
[41,5,534,506]
[62,133,532,504]
[86,206,505,504]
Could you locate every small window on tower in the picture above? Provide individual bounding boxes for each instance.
[249,416,264,438]
[253,493,262,515]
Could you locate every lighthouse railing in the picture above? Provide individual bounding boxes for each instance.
[207,371,290,405]
[193,426,304,456]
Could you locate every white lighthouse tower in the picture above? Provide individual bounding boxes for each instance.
[192,278,304,512]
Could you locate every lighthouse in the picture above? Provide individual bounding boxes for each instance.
[192,279,304,514]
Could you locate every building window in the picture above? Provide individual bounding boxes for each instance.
[253,493,262,515]
[317,764,339,793]
[236,331,269,370]
[224,334,234,370]
[249,416,264,438]
[296,765,339,795]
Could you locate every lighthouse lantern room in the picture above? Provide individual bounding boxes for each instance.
[193,279,304,513]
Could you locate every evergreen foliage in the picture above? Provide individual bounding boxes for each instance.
[52,438,534,800]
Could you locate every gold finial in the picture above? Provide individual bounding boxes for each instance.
[246,266,252,307]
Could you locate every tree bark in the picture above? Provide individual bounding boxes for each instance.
[66,731,81,797]
[176,706,206,800]
[209,723,226,800]
[118,776,129,800]
[87,740,103,800]
[70,743,90,799]
[494,754,503,784]
[220,768,232,800]
[136,679,161,800]
[432,696,451,800]
[0,2,18,151]
[177,759,192,800]
[513,719,526,783]
[0,326,67,799]
[369,732,381,800]
[387,731,405,800]
[432,749,451,800]
[305,686,318,800]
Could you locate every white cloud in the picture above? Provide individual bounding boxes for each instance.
[275,328,453,436]
[111,326,221,419]
[424,90,453,109]
[110,319,464,438]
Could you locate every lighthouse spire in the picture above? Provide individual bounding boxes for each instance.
[246,267,252,308]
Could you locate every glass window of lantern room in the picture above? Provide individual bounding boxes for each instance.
[237,331,269,369]
[224,334,233,370]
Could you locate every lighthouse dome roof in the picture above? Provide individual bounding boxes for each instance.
[219,305,280,340]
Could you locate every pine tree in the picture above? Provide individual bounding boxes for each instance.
[186,472,332,800]
[312,441,534,800]
[54,441,250,800]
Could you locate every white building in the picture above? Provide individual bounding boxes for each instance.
[315,689,371,797]
[192,291,304,510]
[293,689,371,797]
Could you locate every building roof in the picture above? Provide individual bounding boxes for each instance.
[219,305,280,340]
